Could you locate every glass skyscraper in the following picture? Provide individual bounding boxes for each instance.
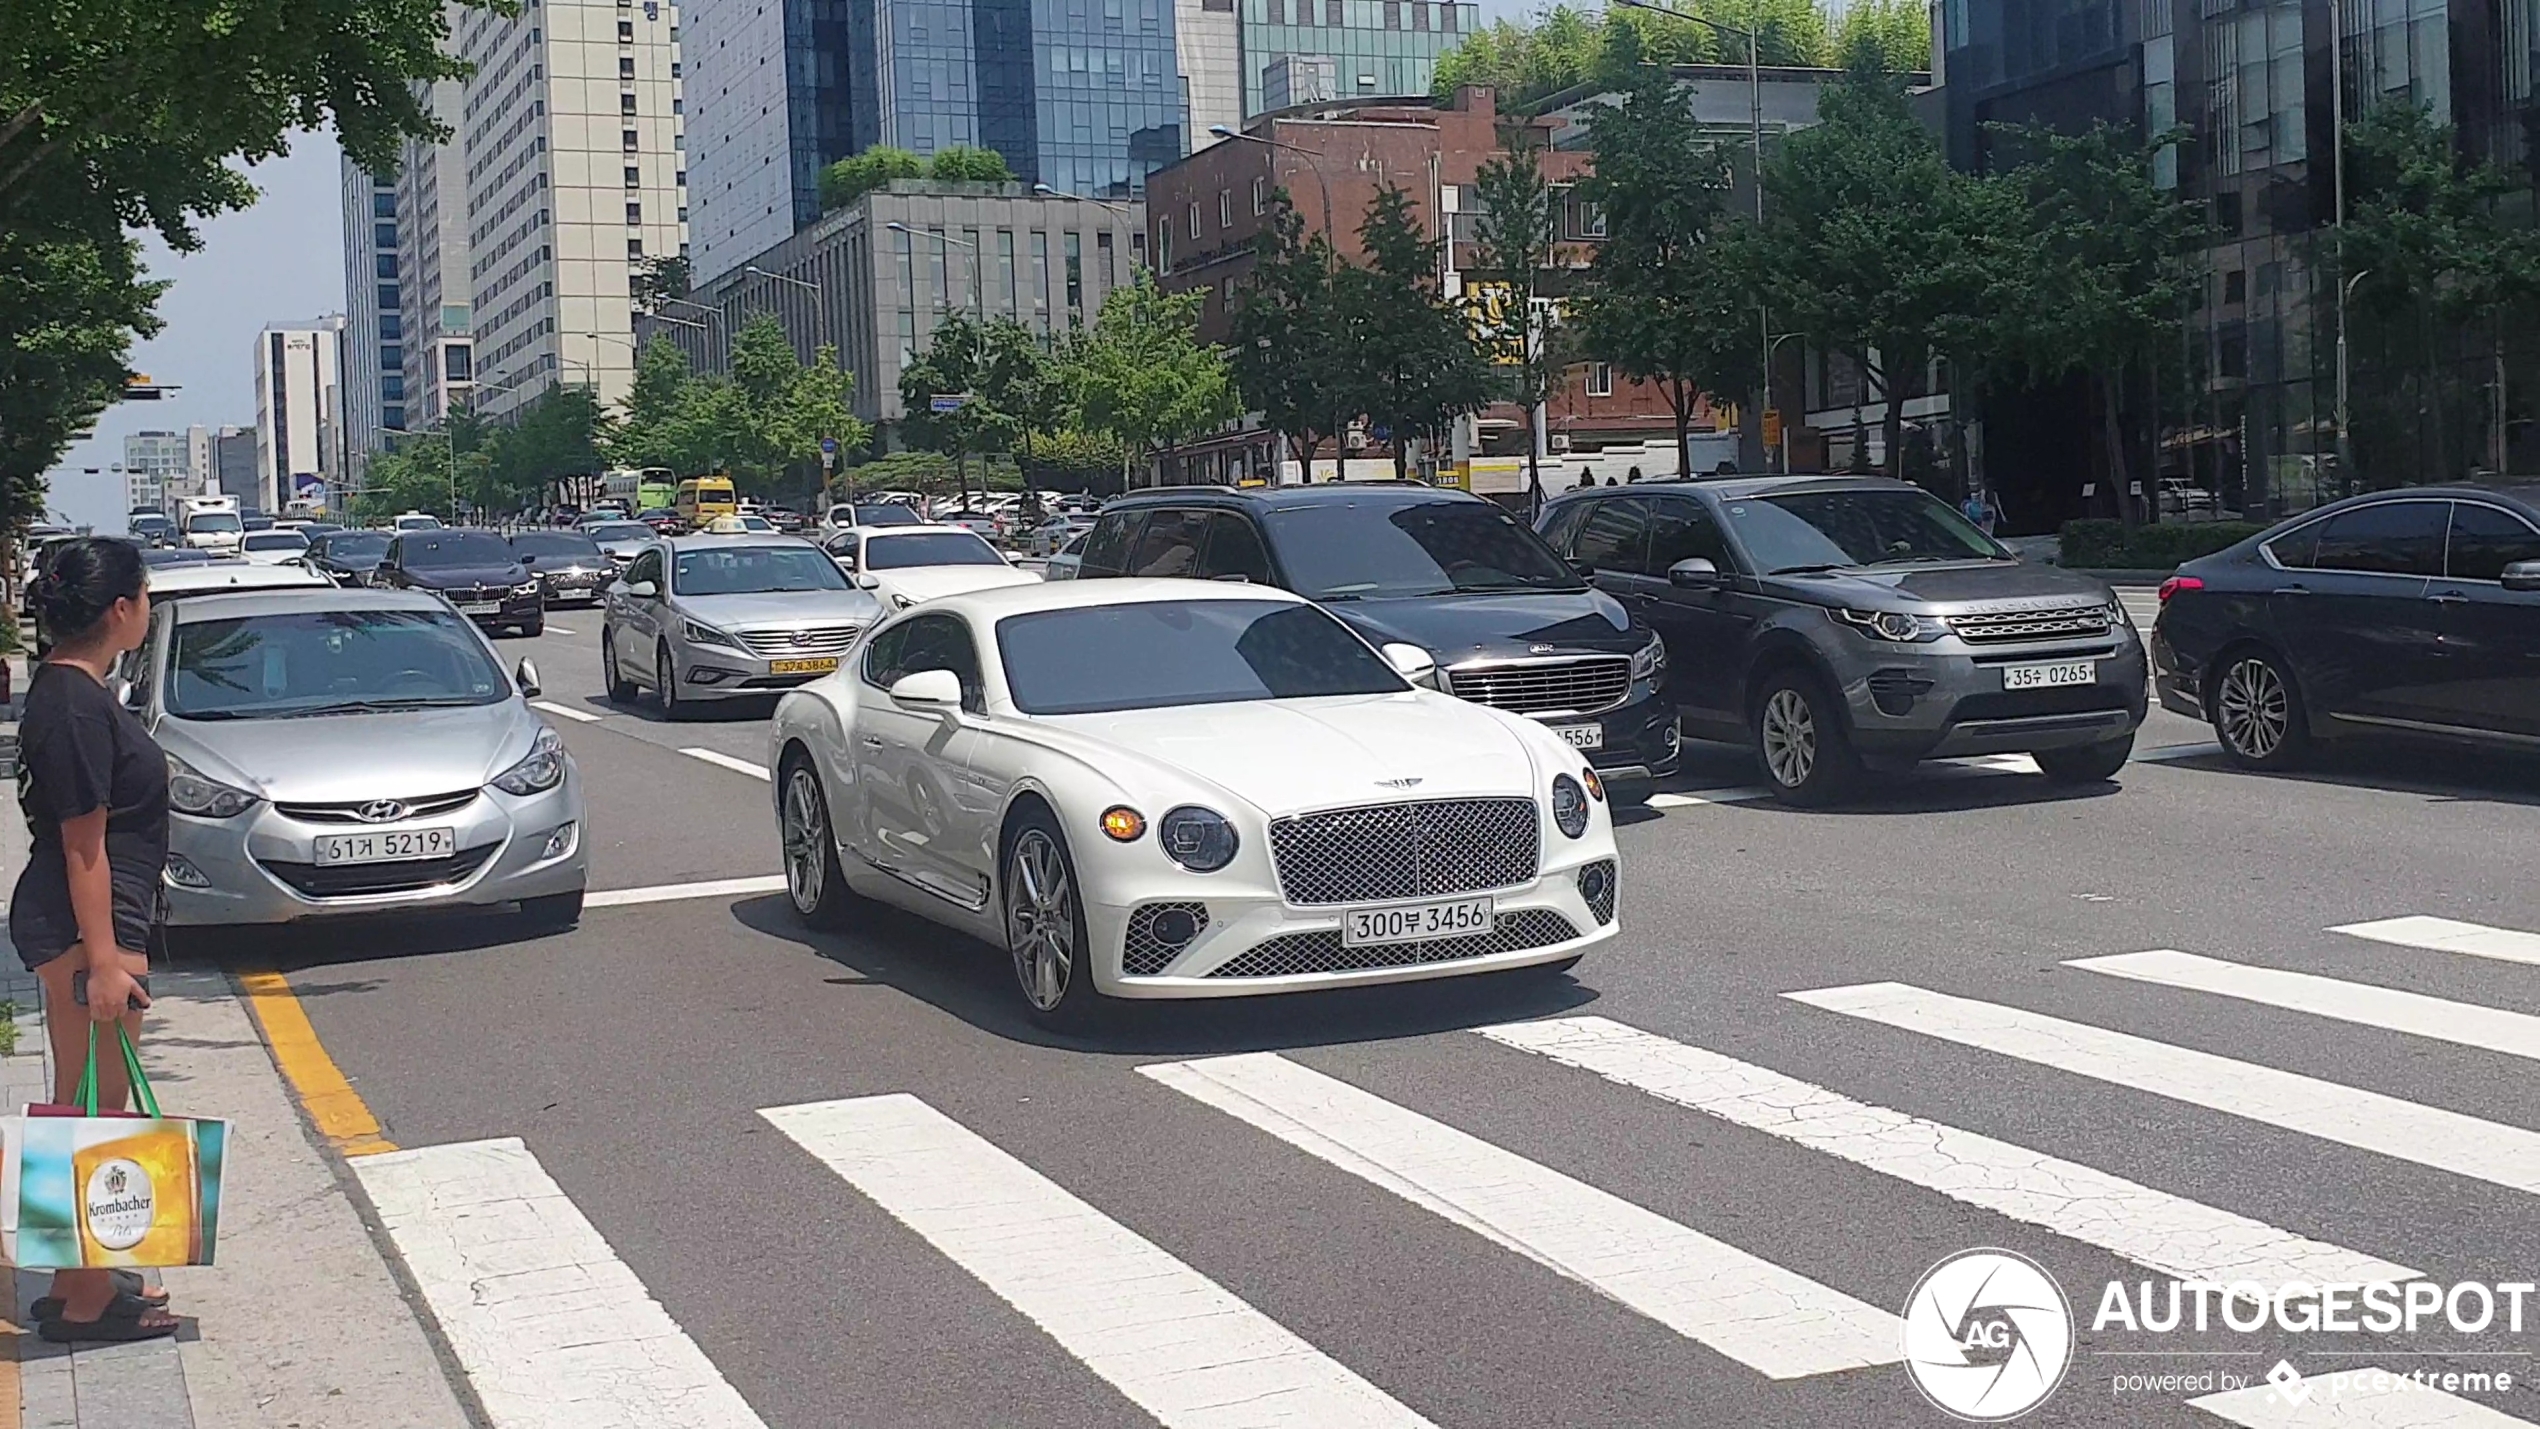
[1236,0,1476,116]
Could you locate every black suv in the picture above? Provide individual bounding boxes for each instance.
[1077,485,1678,793]
[1537,476,2146,803]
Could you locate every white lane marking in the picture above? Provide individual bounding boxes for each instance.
[680,747,771,780]
[1954,753,2042,774]
[585,875,788,909]
[2192,1368,2536,1427]
[531,700,602,723]
[1140,1052,1901,1380]
[352,1138,767,1429]
[543,625,577,635]
[1786,983,2540,1196]
[1647,787,1772,808]
[1480,1016,2412,1286]
[760,1093,1434,1429]
[2073,949,2540,1065]
[2334,916,2540,969]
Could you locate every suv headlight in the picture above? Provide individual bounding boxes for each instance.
[1157,806,1239,872]
[492,726,567,795]
[167,755,258,818]
[683,619,743,649]
[1552,775,1591,838]
[1631,632,1667,681]
[1835,608,1946,643]
[2106,596,2132,627]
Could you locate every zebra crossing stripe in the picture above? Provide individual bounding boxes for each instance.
[1139,1052,1903,1381]
[758,1093,1435,1429]
[1479,1016,2414,1286]
[2072,950,2540,1065]
[1786,983,2540,1196]
[352,1138,767,1429]
[2333,916,2540,969]
[2190,1367,2536,1427]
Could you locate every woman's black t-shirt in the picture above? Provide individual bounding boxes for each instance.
[10,662,169,969]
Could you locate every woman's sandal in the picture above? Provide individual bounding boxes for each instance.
[28,1270,165,1323]
[38,1289,178,1344]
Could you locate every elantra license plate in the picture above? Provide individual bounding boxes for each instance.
[2003,661,2095,691]
[313,827,458,866]
[768,657,840,675]
[1549,722,1604,750]
[1341,895,1496,948]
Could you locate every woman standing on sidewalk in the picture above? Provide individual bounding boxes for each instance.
[8,537,177,1343]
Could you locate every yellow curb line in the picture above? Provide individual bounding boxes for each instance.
[236,971,398,1158]
[0,1316,19,1429]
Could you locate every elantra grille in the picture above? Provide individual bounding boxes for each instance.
[739,626,860,656]
[1443,657,1633,715]
[274,790,480,825]
[1947,605,2112,643]
[1206,909,1579,978]
[1268,797,1538,906]
[259,844,498,898]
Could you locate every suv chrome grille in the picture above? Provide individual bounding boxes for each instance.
[1207,909,1579,978]
[274,789,480,824]
[1268,797,1538,906]
[1946,605,2113,643]
[739,625,860,656]
[1444,657,1633,715]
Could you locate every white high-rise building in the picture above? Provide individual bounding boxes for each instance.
[455,0,688,416]
[402,69,476,428]
[1177,0,1241,153]
[253,319,345,513]
[121,431,190,514]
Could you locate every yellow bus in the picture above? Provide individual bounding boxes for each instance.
[674,475,738,528]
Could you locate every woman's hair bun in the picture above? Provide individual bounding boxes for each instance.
[27,536,146,641]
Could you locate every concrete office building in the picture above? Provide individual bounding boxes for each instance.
[683,0,852,286]
[121,431,190,514]
[1235,0,1475,117]
[339,161,403,487]
[401,69,478,428]
[253,319,345,513]
[453,0,689,415]
[1177,0,1243,149]
[211,428,261,508]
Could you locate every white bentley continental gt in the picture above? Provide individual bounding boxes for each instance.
[767,579,1621,1027]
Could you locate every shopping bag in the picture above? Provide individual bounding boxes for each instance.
[0,1026,226,1269]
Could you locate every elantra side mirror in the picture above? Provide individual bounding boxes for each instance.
[1668,557,1724,590]
[515,659,542,697]
[2503,560,2540,592]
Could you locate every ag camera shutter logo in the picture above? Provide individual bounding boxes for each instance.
[1903,1248,2074,1420]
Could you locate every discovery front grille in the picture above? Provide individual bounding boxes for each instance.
[739,626,860,657]
[1268,797,1538,906]
[1946,605,2113,644]
[1444,657,1633,716]
[1207,909,1579,978]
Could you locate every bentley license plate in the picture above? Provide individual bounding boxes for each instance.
[2003,661,2095,691]
[1341,895,1495,948]
[768,657,840,675]
[313,827,458,866]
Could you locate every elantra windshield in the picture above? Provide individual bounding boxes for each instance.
[167,609,508,719]
[1726,489,2007,574]
[1264,500,1585,600]
[998,599,1407,714]
[673,546,849,595]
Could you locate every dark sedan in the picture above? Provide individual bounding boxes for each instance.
[2152,485,2540,768]
[509,530,612,606]
[373,527,546,636]
[307,530,392,585]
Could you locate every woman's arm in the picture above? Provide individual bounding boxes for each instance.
[56,806,148,1020]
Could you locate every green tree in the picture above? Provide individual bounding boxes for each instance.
[1834,0,1932,71]
[899,311,1010,506]
[926,145,1016,183]
[1431,1,1825,108]
[0,228,162,546]
[1337,188,1494,479]
[1470,142,1574,506]
[1067,273,1241,486]
[818,146,925,211]
[1232,193,1353,477]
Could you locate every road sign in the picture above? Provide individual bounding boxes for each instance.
[929,394,968,414]
[820,436,839,455]
[1761,408,1782,447]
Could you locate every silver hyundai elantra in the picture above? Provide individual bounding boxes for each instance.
[134,587,588,930]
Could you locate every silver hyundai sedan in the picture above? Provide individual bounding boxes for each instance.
[137,587,588,929]
[599,533,884,717]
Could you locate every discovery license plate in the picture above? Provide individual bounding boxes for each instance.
[1549,722,1605,750]
[456,601,502,615]
[767,657,840,675]
[313,827,458,866]
[2003,660,2095,691]
[1341,895,1496,948]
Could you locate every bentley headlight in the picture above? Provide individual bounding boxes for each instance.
[1551,775,1590,838]
[683,619,743,649]
[1631,632,1667,681]
[1158,806,1239,872]
[492,727,567,795]
[1835,608,1945,643]
[167,755,258,818]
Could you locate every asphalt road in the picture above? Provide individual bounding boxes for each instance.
[198,605,2540,1428]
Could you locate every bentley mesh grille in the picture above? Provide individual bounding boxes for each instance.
[1268,797,1538,906]
[1577,859,1618,926]
[1206,909,1580,978]
[1122,902,1210,976]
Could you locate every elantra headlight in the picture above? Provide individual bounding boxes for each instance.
[1158,806,1238,872]
[683,619,743,649]
[166,755,258,818]
[1631,632,1667,681]
[1551,775,1590,838]
[1835,608,1946,642]
[492,727,567,795]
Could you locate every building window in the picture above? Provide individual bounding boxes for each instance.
[380,314,402,340]
[446,345,472,381]
[377,283,398,309]
[375,253,397,278]
[1029,230,1050,330]
[374,221,397,248]
[620,56,636,78]
[1187,201,1200,238]
[2223,269,2246,304]
[625,201,643,224]
[1412,1,1427,27]
[1252,176,1266,214]
[618,18,634,39]
[1586,362,1613,397]
[623,129,640,150]
[383,405,405,429]
[381,344,403,370]
[997,228,1017,314]
[373,192,396,218]
[625,165,641,187]
[1440,2,1456,30]
[629,237,646,257]
[1064,231,1083,323]
[1218,190,1232,227]
[621,92,638,113]
[671,97,681,114]
[1384,1,1399,27]
[1327,0,1342,22]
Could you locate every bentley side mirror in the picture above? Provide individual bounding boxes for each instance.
[1381,642,1439,688]
[515,658,542,698]
[1668,557,1724,590]
[2503,560,2540,592]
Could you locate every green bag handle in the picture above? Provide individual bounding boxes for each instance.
[74,1024,162,1119]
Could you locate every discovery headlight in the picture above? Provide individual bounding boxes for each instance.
[1835,608,1947,643]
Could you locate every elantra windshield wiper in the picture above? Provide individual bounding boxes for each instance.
[278,696,488,717]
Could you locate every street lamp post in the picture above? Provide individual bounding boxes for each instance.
[745,264,833,365]
[887,222,987,321]
[655,296,730,372]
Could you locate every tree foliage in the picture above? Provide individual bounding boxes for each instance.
[819,146,925,211]
[1337,188,1493,479]
[606,320,868,497]
[0,228,162,537]
[1068,273,1242,469]
[1432,0,1831,109]
[926,145,1016,183]
[1470,142,1573,504]
[1231,193,1352,471]
[1833,0,1932,73]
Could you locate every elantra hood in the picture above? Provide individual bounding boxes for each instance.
[873,565,1042,602]
[1327,590,1639,663]
[1040,693,1539,816]
[1764,561,2115,611]
[157,701,544,803]
[678,588,884,629]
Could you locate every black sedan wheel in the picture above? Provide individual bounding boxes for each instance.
[2210,648,2311,770]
